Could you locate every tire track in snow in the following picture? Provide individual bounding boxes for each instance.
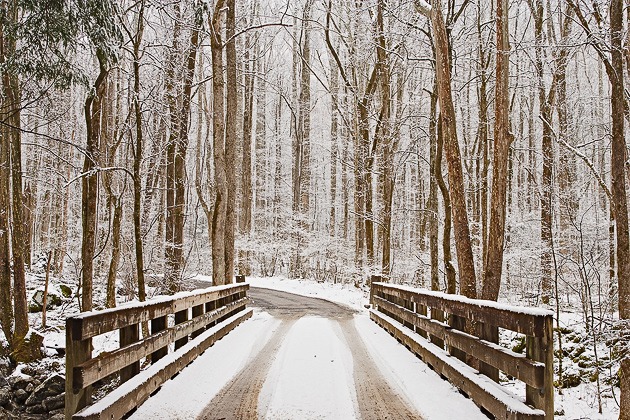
[339,319,421,419]
[197,319,295,420]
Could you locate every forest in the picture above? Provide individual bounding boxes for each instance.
[0,0,628,418]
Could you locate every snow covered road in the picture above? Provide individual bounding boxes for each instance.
[130,287,487,420]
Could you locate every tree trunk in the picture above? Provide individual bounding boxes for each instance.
[0,77,12,348]
[482,0,511,302]
[132,0,147,304]
[106,202,122,308]
[81,56,108,312]
[224,0,237,284]
[610,0,630,416]
[164,4,183,292]
[329,54,339,237]
[211,0,227,286]
[239,26,254,275]
[428,90,439,294]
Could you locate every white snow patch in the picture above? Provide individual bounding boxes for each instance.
[258,317,358,419]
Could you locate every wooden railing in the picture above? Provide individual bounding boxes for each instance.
[370,282,553,420]
[65,283,251,419]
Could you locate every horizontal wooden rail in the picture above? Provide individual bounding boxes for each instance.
[371,282,553,420]
[66,283,250,419]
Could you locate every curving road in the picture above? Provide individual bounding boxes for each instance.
[197,287,421,420]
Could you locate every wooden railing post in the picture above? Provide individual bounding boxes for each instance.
[415,302,428,338]
[174,309,189,350]
[65,317,92,418]
[191,304,205,339]
[448,313,465,359]
[120,323,140,383]
[431,307,445,349]
[235,274,246,283]
[478,323,499,382]
[151,316,168,363]
[526,316,554,419]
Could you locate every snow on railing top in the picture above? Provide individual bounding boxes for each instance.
[373,282,553,318]
[70,283,247,320]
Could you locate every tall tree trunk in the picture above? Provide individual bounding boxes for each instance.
[376,0,393,276]
[81,56,108,311]
[211,0,227,286]
[427,92,440,292]
[0,73,12,348]
[132,0,147,304]
[239,26,254,275]
[329,55,339,237]
[0,2,27,353]
[164,4,183,292]
[482,0,511,301]
[610,0,630,416]
[224,0,237,284]
[273,83,283,234]
[105,201,122,308]
[172,15,200,291]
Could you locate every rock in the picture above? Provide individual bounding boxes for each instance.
[42,393,64,411]
[59,284,72,298]
[49,414,65,420]
[25,404,46,414]
[8,375,32,390]
[30,289,62,312]
[12,331,44,363]
[0,357,11,377]
[24,374,64,406]
[0,407,18,419]
[0,387,10,406]
[14,388,28,403]
[25,382,34,393]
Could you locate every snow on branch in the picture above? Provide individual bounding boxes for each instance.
[414,0,432,17]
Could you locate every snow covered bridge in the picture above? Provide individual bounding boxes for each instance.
[64,281,553,419]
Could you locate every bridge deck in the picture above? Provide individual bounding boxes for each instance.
[129,288,487,420]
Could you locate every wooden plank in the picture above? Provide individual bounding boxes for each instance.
[191,304,205,339]
[71,284,249,340]
[374,297,545,388]
[526,317,554,419]
[174,309,189,350]
[150,316,167,364]
[448,313,467,362]
[119,323,140,383]
[66,317,92,418]
[372,283,550,337]
[370,310,545,420]
[73,309,253,420]
[479,323,500,382]
[74,299,248,390]
[415,302,428,339]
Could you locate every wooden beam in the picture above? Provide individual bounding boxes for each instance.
[372,283,551,337]
[74,299,248,390]
[72,309,253,420]
[374,297,545,388]
[70,284,250,340]
[370,310,545,420]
